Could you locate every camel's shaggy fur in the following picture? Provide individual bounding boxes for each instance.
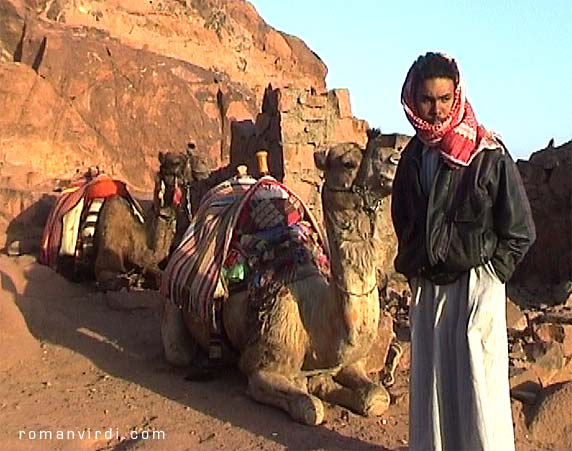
[93,147,209,292]
[162,132,400,425]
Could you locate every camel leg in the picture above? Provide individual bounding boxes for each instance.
[96,270,127,291]
[307,374,371,414]
[94,247,127,291]
[247,370,324,426]
[161,301,198,367]
[333,361,390,416]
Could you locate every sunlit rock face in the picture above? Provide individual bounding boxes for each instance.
[0,0,334,246]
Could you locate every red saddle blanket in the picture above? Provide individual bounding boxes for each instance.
[161,175,329,330]
[39,174,138,270]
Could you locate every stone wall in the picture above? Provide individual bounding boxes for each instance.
[226,85,409,283]
[229,84,369,223]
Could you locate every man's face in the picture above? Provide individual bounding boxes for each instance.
[415,77,455,124]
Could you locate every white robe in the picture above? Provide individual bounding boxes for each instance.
[408,263,515,451]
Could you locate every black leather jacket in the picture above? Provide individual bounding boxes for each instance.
[391,136,536,284]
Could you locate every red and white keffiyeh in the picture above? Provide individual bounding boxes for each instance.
[401,54,487,166]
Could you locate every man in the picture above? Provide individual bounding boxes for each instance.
[391,52,536,451]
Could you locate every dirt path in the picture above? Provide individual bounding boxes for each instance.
[1,254,413,451]
[2,253,556,451]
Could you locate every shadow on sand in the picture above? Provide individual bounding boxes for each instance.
[1,95,398,449]
[2,258,392,451]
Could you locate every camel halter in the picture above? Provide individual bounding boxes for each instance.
[323,141,385,238]
[325,183,383,214]
[156,174,182,219]
[322,186,381,297]
[323,183,382,241]
[183,180,193,220]
[330,274,378,297]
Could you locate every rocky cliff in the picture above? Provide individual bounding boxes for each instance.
[0,0,329,185]
[1,0,570,301]
[0,0,369,248]
[513,140,572,299]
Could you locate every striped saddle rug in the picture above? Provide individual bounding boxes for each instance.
[161,175,329,330]
[39,174,143,271]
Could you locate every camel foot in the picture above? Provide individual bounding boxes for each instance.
[97,276,128,292]
[308,373,389,417]
[246,370,324,426]
[287,393,324,426]
[184,353,228,382]
[358,384,390,417]
[332,364,391,417]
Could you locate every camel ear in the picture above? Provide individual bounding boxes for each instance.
[186,142,196,156]
[314,150,328,171]
[159,151,165,166]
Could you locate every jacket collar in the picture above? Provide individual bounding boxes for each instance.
[403,135,425,168]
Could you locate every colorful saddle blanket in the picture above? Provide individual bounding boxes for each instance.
[39,174,142,270]
[161,175,329,330]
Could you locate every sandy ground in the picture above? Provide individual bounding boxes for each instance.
[0,254,411,451]
[0,253,545,451]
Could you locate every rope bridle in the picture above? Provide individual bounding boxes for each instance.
[155,172,183,222]
[322,177,383,297]
[330,274,378,297]
[323,181,384,240]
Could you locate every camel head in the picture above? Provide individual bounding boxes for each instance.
[314,129,399,218]
[155,151,188,216]
[157,147,213,247]
[365,128,401,197]
[184,142,211,183]
[156,146,211,212]
[314,129,401,266]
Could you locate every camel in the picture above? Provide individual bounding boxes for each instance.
[93,146,209,292]
[366,129,408,293]
[161,130,399,425]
